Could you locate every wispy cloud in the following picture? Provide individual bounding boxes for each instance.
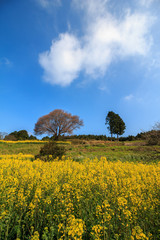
[39,0,155,86]
[0,57,12,66]
[36,0,61,9]
[124,94,144,103]
[124,94,134,101]
[139,0,155,7]
[148,53,160,69]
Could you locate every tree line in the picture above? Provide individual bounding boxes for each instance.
[3,130,37,141]
[1,108,160,144]
[34,109,126,140]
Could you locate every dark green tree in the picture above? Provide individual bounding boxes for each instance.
[17,130,29,140]
[105,111,116,138]
[29,135,37,140]
[105,111,126,138]
[5,130,30,140]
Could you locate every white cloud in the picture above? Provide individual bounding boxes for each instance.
[148,52,160,69]
[139,0,155,7]
[72,0,108,17]
[124,94,144,103]
[39,33,83,86]
[36,0,61,8]
[124,94,134,101]
[39,0,154,86]
[0,57,11,66]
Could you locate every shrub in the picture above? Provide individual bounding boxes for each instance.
[145,130,160,146]
[147,135,159,146]
[35,141,66,161]
[4,134,17,141]
[70,139,87,145]
[29,135,37,140]
[41,136,50,141]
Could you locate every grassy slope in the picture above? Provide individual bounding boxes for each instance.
[1,140,160,163]
[0,142,43,155]
[66,140,160,163]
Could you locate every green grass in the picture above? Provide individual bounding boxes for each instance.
[1,140,160,163]
[0,142,42,155]
[65,141,160,163]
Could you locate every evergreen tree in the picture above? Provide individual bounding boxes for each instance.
[105,111,126,138]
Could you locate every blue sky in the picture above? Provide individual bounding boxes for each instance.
[0,0,160,137]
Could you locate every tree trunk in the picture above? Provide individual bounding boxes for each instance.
[54,134,59,141]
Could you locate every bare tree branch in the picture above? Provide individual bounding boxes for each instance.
[34,109,84,139]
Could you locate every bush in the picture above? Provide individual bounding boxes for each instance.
[29,135,37,140]
[35,141,66,161]
[41,136,50,141]
[4,134,17,141]
[144,130,160,146]
[147,135,159,146]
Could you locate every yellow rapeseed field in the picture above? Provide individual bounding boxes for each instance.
[0,140,71,144]
[0,155,160,239]
[0,140,46,144]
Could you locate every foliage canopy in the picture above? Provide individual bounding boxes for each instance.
[4,130,31,141]
[34,109,84,139]
[105,111,126,138]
